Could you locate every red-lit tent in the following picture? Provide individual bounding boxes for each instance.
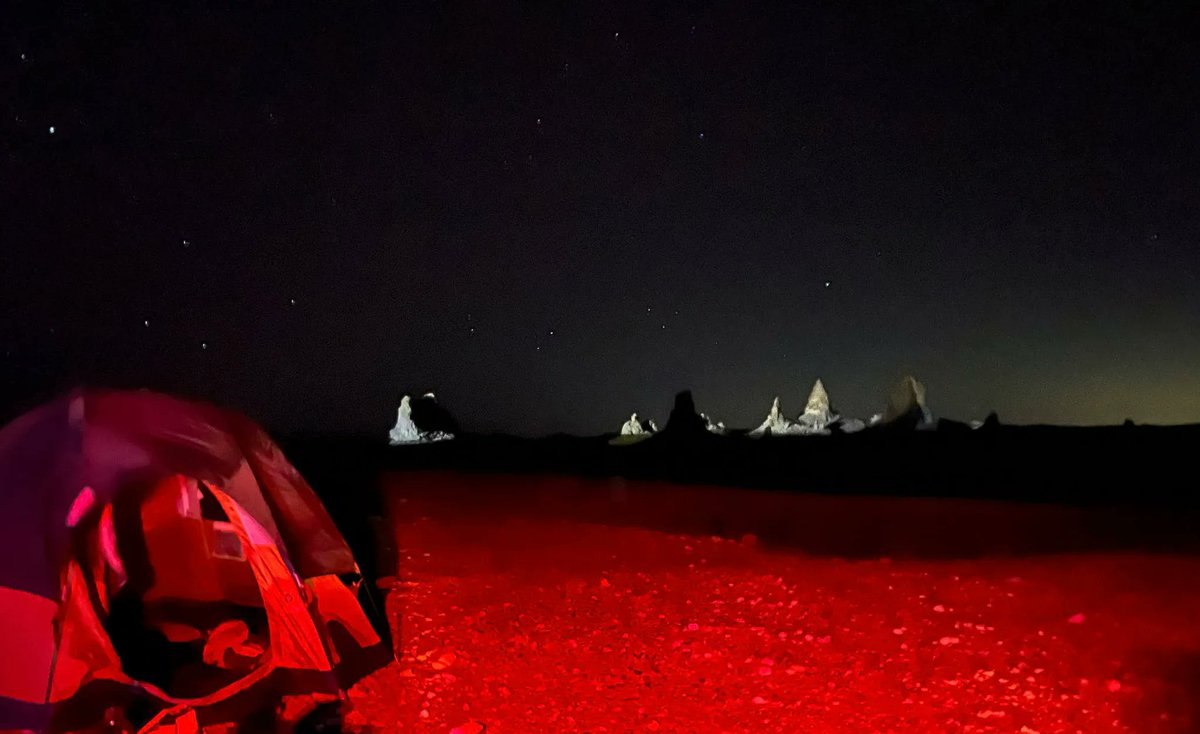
[0,389,392,732]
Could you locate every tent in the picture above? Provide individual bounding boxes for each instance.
[0,389,392,732]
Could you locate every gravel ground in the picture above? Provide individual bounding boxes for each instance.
[345,476,1200,733]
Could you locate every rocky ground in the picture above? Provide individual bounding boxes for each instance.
[345,475,1200,733]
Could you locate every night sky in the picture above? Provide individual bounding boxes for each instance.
[4,2,1199,437]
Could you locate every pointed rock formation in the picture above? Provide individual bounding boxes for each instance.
[388,395,420,444]
[663,391,711,437]
[389,393,456,444]
[795,378,839,434]
[880,375,934,429]
[801,378,833,421]
[750,397,803,437]
[659,390,727,438]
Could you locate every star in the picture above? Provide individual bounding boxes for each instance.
[182,239,190,247]
[20,53,26,61]
[143,319,150,327]
[201,341,208,350]
[824,280,831,288]
[48,126,55,134]
[698,132,705,140]
[289,298,296,306]
[549,329,555,336]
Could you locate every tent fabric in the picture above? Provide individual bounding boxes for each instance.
[210,488,332,675]
[0,389,353,598]
[0,587,58,705]
[0,389,390,732]
[230,419,356,580]
[48,561,129,704]
[305,575,381,650]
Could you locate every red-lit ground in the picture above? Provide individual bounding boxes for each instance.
[346,474,1200,733]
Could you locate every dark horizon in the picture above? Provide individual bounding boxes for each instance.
[5,2,1199,437]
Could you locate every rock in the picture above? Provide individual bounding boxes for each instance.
[751,382,842,436]
[880,375,935,429]
[410,392,459,436]
[662,391,717,438]
[388,395,420,444]
[700,413,727,435]
[795,378,839,434]
[620,413,646,436]
[611,411,657,445]
[750,397,803,437]
[389,393,457,444]
[839,418,867,434]
[971,411,1001,430]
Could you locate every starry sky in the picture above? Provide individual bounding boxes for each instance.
[4,2,1200,437]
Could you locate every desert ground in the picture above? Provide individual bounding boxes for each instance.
[340,472,1200,733]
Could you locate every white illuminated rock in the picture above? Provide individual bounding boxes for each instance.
[620,413,646,436]
[700,412,727,435]
[389,394,454,444]
[795,378,839,435]
[389,396,421,444]
[750,397,804,437]
[839,417,867,433]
